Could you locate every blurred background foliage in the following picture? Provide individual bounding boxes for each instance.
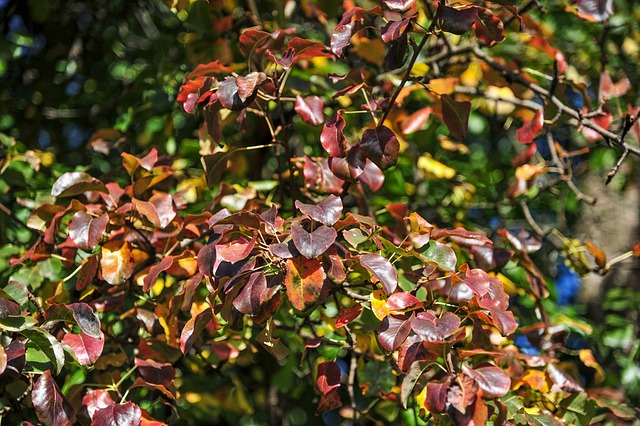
[1,0,639,424]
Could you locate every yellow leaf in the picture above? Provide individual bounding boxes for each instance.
[429,77,459,95]
[515,163,547,181]
[460,62,482,87]
[416,385,428,414]
[370,289,391,320]
[418,153,456,179]
[410,62,430,77]
[579,349,605,384]
[519,370,550,393]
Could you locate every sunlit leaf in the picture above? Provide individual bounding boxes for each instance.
[100,240,134,285]
[412,311,460,342]
[32,370,75,426]
[51,172,107,198]
[436,4,478,34]
[45,303,101,338]
[291,222,337,259]
[284,257,326,310]
[295,95,324,126]
[462,363,511,398]
[320,111,346,157]
[180,308,213,354]
[317,361,341,395]
[62,330,104,366]
[517,109,544,144]
[295,195,343,226]
[133,192,176,229]
[360,253,398,294]
[335,304,362,328]
[93,402,141,426]
[377,314,413,351]
[135,357,176,386]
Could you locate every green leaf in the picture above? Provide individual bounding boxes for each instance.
[0,315,38,332]
[20,328,66,374]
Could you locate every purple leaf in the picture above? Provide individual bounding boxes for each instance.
[360,126,399,170]
[462,363,511,398]
[378,314,413,351]
[142,255,174,292]
[51,172,107,198]
[320,111,346,157]
[236,72,267,102]
[93,402,141,426]
[436,4,478,34]
[233,271,280,315]
[134,358,176,386]
[387,292,421,311]
[411,311,461,342]
[442,95,471,139]
[426,379,451,413]
[295,95,324,126]
[180,308,213,354]
[359,159,385,191]
[32,370,75,426]
[132,192,176,229]
[381,19,411,43]
[69,211,109,251]
[291,222,337,259]
[295,195,343,226]
[360,253,398,294]
[317,361,341,395]
[45,303,101,338]
[474,7,505,47]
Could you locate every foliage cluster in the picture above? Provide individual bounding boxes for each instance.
[1,0,639,425]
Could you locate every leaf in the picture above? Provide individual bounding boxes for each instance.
[180,308,213,354]
[417,153,456,179]
[331,7,382,56]
[135,357,176,386]
[45,303,101,338]
[387,292,421,311]
[295,95,324,126]
[67,211,108,251]
[317,361,341,395]
[377,314,413,351]
[184,60,233,81]
[295,195,343,226]
[100,240,134,285]
[317,389,342,413]
[420,240,457,271]
[93,402,141,426]
[142,256,174,292]
[76,255,99,291]
[290,222,337,259]
[456,265,491,297]
[470,245,513,270]
[412,311,461,342]
[401,361,427,408]
[425,378,451,413]
[0,345,5,375]
[335,304,362,328]
[218,76,257,111]
[288,37,332,61]
[0,340,25,379]
[201,148,242,186]
[381,19,411,43]
[256,319,290,360]
[122,149,158,175]
[20,328,66,374]
[360,253,398,294]
[586,241,607,269]
[429,77,459,96]
[488,308,518,335]
[32,370,75,426]
[441,95,470,139]
[599,70,631,100]
[81,389,114,420]
[383,0,415,11]
[235,72,267,102]
[402,107,432,135]
[233,271,280,315]
[577,0,614,22]
[0,315,37,331]
[474,7,505,47]
[320,111,346,157]
[61,330,104,366]
[284,257,326,311]
[517,109,544,144]
[436,4,478,35]
[360,160,385,191]
[360,125,399,170]
[462,363,511,398]
[385,33,409,70]
[51,172,107,198]
[133,192,176,229]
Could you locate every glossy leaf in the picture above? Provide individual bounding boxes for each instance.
[462,363,511,398]
[412,311,461,342]
[20,328,66,374]
[233,271,280,315]
[45,303,101,338]
[331,7,381,56]
[93,402,141,426]
[441,95,470,139]
[425,378,451,413]
[436,4,478,35]
[100,240,134,285]
[420,240,457,271]
[133,192,176,229]
[577,0,614,22]
[383,0,415,11]
[142,255,174,292]
[284,257,325,310]
[360,253,398,294]
[295,95,324,126]
[377,314,413,351]
[62,330,104,366]
[81,389,114,420]
[381,19,411,43]
[51,172,107,198]
[290,222,337,259]
[320,111,346,157]
[402,107,432,135]
[360,125,399,170]
[387,292,421,311]
[295,195,343,226]
[68,211,109,251]
[32,370,75,426]
[288,37,332,61]
[316,361,341,395]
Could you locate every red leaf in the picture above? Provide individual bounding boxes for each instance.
[381,19,411,43]
[488,308,517,335]
[599,70,631,100]
[295,95,324,126]
[474,7,505,47]
[122,148,158,174]
[317,388,342,413]
[462,363,511,398]
[448,376,478,414]
[0,341,25,379]
[295,195,343,226]
[335,304,362,328]
[387,292,421,311]
[582,110,612,141]
[517,109,544,144]
[81,389,114,420]
[284,257,326,310]
[303,155,345,194]
[456,265,491,297]
[218,76,256,111]
[142,256,174,292]
[288,37,332,61]
[470,245,513,271]
[359,160,385,191]
[233,271,280,315]
[134,358,176,386]
[51,172,107,198]
[268,47,295,69]
[133,192,176,229]
[441,95,471,139]
[32,370,75,426]
[320,111,346,157]
[436,4,478,35]
[62,331,104,366]
[291,222,337,259]
[360,253,398,294]
[330,7,382,56]
[360,125,399,170]
[184,60,232,81]
[377,314,413,351]
[401,107,432,135]
[235,72,267,102]
[412,311,461,342]
[425,378,451,413]
[546,363,585,392]
[383,0,415,11]
[180,308,214,354]
[68,211,109,251]
[93,402,141,426]
[317,361,341,395]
